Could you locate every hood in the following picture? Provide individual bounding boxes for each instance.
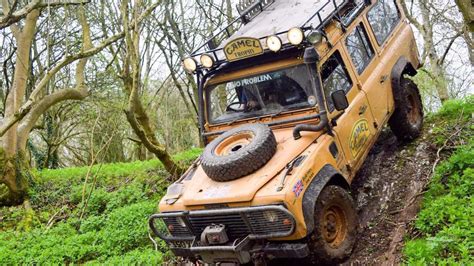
[180,127,321,206]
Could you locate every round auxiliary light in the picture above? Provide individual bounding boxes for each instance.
[266,35,282,52]
[288,27,305,45]
[200,54,215,68]
[306,30,324,45]
[182,57,197,73]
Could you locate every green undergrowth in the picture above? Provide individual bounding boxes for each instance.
[0,148,201,264]
[403,96,474,264]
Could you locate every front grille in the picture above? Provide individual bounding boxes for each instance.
[189,213,251,240]
[247,210,293,235]
[150,205,296,242]
[162,217,191,237]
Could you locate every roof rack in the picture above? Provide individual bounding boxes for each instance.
[237,0,275,24]
[194,0,275,52]
[189,0,363,72]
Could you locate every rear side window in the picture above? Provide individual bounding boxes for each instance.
[367,0,400,45]
[321,51,353,112]
[346,23,375,74]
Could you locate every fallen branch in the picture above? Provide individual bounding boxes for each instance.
[45,206,65,231]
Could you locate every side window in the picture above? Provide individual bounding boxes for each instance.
[346,23,375,74]
[321,51,353,112]
[367,0,400,45]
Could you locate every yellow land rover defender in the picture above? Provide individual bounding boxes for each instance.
[149,0,423,264]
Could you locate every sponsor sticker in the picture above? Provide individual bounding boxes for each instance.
[224,37,264,62]
[302,170,314,185]
[293,180,304,197]
[227,74,273,89]
[349,119,371,158]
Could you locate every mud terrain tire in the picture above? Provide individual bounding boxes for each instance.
[309,185,357,264]
[389,78,423,141]
[201,123,277,182]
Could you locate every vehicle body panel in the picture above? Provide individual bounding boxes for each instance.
[179,128,322,206]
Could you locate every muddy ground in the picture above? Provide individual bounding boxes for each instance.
[344,127,437,265]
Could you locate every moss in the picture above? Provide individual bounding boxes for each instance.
[0,146,4,176]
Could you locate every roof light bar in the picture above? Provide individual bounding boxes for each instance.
[266,35,282,52]
[288,28,305,45]
[200,54,215,69]
[183,57,197,73]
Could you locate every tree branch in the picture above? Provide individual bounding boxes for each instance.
[440,31,464,65]
[400,0,423,30]
[0,0,90,29]
[17,87,88,142]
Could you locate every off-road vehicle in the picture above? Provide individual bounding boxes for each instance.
[149,0,423,264]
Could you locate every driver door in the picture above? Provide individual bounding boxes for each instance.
[320,49,377,179]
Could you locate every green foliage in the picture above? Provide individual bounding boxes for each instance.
[425,95,474,146]
[0,149,201,264]
[410,68,447,112]
[85,248,164,265]
[403,98,474,264]
[435,95,474,120]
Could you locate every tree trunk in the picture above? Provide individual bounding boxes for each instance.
[428,58,449,103]
[419,0,450,103]
[121,0,185,179]
[0,151,31,206]
[455,0,474,32]
[1,3,95,205]
[1,10,39,206]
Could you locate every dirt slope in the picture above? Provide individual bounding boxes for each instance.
[345,128,436,265]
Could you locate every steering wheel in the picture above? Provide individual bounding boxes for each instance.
[226,102,246,112]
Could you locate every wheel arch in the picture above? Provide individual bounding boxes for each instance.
[302,164,350,236]
[391,57,418,104]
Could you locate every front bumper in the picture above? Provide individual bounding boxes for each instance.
[149,205,308,263]
[168,237,310,264]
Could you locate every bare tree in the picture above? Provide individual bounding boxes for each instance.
[401,0,472,103]
[0,0,159,206]
[119,0,185,178]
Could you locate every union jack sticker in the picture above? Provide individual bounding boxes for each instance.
[293,180,304,197]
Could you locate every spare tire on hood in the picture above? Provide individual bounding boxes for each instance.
[201,123,277,182]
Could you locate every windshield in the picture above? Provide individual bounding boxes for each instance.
[207,64,317,124]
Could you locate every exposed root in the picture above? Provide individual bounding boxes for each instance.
[16,199,38,232]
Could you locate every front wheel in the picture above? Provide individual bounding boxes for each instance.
[308,185,357,264]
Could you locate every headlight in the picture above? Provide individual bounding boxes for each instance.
[306,30,324,45]
[266,35,282,52]
[288,27,304,45]
[183,57,197,73]
[263,210,279,223]
[200,54,215,68]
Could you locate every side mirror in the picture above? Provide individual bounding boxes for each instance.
[331,90,349,111]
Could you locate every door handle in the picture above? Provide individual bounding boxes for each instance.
[380,74,389,84]
[359,105,367,115]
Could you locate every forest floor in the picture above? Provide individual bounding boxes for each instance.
[0,98,471,265]
[345,128,436,265]
[345,97,473,265]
